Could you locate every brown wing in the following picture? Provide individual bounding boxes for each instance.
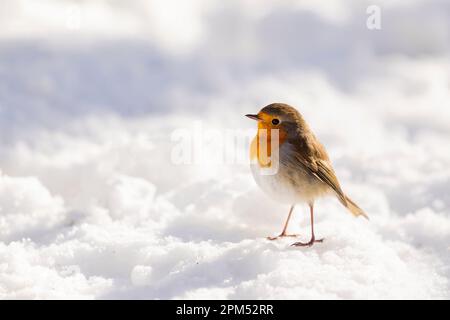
[289,134,348,205]
[313,159,347,205]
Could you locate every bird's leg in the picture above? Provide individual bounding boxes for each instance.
[267,205,299,240]
[291,203,324,247]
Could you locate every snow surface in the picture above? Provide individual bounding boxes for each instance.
[0,0,449,299]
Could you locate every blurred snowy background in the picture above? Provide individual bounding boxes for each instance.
[0,0,449,299]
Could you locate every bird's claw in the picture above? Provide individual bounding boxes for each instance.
[291,238,324,247]
[267,233,299,241]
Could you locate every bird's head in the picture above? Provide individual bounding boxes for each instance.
[246,103,305,140]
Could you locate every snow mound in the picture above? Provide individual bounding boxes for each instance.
[0,173,66,242]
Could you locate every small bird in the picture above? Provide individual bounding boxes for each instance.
[247,103,368,247]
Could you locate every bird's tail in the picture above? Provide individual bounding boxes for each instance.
[340,195,369,220]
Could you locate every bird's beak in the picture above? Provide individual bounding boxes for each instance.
[245,114,260,121]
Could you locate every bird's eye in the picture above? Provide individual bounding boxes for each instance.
[271,118,280,125]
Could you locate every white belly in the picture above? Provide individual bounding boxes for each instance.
[251,163,299,204]
[250,144,330,204]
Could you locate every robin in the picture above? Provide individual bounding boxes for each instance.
[246,103,368,247]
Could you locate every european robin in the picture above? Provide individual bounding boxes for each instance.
[246,103,368,247]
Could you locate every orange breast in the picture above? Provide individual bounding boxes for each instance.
[250,123,287,168]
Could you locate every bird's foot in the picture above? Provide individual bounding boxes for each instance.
[291,237,324,247]
[267,233,299,241]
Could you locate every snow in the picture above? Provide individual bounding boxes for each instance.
[0,0,449,299]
